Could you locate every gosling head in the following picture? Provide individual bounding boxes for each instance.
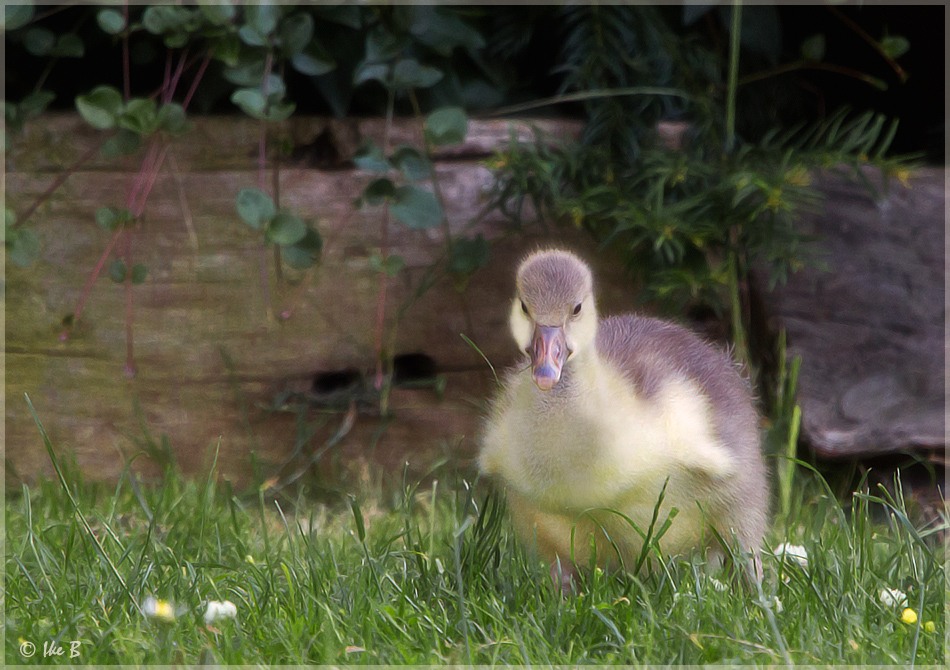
[510,249,599,391]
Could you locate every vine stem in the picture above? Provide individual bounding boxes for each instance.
[13,139,106,229]
[372,84,397,392]
[724,0,741,155]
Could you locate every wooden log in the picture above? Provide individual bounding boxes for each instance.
[762,167,945,459]
[8,114,655,490]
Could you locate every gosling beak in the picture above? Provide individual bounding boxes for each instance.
[530,325,569,391]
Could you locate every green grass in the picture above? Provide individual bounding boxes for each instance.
[5,418,947,666]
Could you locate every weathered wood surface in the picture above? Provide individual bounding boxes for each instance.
[764,167,945,459]
[7,114,654,490]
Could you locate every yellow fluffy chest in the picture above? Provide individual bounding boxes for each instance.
[480,361,735,516]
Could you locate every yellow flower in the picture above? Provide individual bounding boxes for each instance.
[571,207,584,228]
[143,596,176,623]
[924,620,935,633]
[894,167,913,188]
[785,165,812,187]
[765,188,784,210]
[901,608,918,625]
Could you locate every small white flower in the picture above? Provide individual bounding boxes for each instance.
[772,542,808,568]
[879,588,907,608]
[143,596,176,623]
[204,600,238,625]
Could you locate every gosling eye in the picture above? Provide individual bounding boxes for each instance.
[572,302,582,316]
[521,300,529,316]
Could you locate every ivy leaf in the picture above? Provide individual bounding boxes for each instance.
[101,129,141,158]
[266,211,307,245]
[353,140,390,174]
[424,106,468,146]
[390,145,431,180]
[235,188,275,229]
[392,58,444,89]
[391,185,442,229]
[881,35,910,60]
[362,177,396,206]
[76,85,124,130]
[278,12,313,57]
[130,263,148,285]
[109,259,128,283]
[800,34,825,62]
[97,8,126,35]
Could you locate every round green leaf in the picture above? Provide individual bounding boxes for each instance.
[96,9,125,35]
[391,145,431,180]
[291,47,335,76]
[265,101,296,122]
[266,211,306,245]
[224,58,267,86]
[130,263,148,285]
[2,4,35,31]
[295,226,323,254]
[51,34,84,58]
[392,58,444,89]
[23,27,55,56]
[245,2,281,37]
[282,244,316,270]
[237,25,268,47]
[881,35,910,60]
[354,62,390,86]
[118,98,159,135]
[800,34,825,62]
[353,140,390,174]
[101,129,142,158]
[7,229,41,268]
[19,91,55,119]
[424,106,468,146]
[279,12,313,57]
[363,178,396,206]
[450,234,491,275]
[369,253,406,277]
[283,227,322,269]
[109,259,128,283]
[75,85,124,130]
[96,207,119,231]
[231,88,267,118]
[198,0,236,26]
[158,103,188,134]
[391,185,442,229]
[235,188,275,229]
